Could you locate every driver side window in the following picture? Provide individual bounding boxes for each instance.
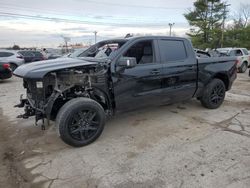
[123,40,154,64]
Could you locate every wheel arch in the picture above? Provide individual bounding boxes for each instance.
[49,86,112,121]
[9,62,18,66]
[90,87,112,112]
[213,73,230,91]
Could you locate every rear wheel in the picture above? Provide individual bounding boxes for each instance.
[200,79,226,109]
[56,98,106,147]
[239,62,247,73]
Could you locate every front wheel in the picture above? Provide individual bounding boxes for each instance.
[200,79,226,109]
[56,98,106,147]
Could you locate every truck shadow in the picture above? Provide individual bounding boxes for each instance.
[0,99,202,153]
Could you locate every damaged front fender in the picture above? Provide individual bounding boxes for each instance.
[15,62,113,130]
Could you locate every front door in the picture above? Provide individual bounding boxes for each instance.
[112,39,163,112]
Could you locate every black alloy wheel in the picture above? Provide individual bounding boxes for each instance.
[209,84,225,106]
[200,79,226,109]
[56,98,105,147]
[68,109,100,142]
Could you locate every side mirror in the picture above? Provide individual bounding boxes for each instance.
[117,57,137,68]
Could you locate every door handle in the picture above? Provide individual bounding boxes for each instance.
[150,70,160,74]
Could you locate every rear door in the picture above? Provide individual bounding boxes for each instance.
[157,39,197,103]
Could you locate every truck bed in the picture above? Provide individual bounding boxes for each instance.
[198,56,237,64]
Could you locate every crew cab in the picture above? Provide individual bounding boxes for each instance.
[14,36,237,147]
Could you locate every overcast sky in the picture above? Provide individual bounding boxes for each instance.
[0,0,247,47]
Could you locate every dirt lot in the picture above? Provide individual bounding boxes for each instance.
[0,72,250,188]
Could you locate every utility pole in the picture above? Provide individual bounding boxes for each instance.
[221,4,230,48]
[94,31,97,44]
[168,23,175,36]
[61,36,71,53]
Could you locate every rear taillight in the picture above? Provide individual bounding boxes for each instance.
[2,63,10,69]
[235,59,240,65]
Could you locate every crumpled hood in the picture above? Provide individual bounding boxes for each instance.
[14,57,99,79]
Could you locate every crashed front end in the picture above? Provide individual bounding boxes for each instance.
[14,59,110,129]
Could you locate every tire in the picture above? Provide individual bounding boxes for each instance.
[200,79,226,109]
[56,98,106,147]
[10,63,17,71]
[239,62,247,73]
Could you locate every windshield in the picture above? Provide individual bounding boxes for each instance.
[75,39,128,59]
[69,48,88,58]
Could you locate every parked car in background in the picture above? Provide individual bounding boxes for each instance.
[0,50,24,70]
[29,51,47,61]
[61,53,71,58]
[209,49,229,57]
[47,54,61,60]
[18,50,36,63]
[59,48,88,59]
[216,48,250,73]
[0,62,12,80]
[68,47,88,58]
[18,50,47,63]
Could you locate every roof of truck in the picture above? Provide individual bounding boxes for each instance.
[100,36,187,43]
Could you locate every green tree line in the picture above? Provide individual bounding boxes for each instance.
[184,0,250,49]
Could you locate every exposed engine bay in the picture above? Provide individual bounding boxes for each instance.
[15,64,113,129]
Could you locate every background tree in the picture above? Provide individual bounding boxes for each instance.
[184,0,228,49]
[223,3,250,49]
[232,3,250,28]
[12,44,20,50]
[240,3,250,27]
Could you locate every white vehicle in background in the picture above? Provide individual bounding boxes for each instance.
[216,48,250,73]
[60,48,88,58]
[0,50,25,71]
[68,47,88,58]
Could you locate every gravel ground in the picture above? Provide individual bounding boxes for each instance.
[0,72,250,188]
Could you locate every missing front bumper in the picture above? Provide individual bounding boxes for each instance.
[15,94,46,130]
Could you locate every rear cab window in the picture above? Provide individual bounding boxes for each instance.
[158,39,187,62]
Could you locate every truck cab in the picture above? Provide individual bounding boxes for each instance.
[110,36,197,112]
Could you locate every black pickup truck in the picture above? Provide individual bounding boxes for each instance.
[14,36,237,147]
